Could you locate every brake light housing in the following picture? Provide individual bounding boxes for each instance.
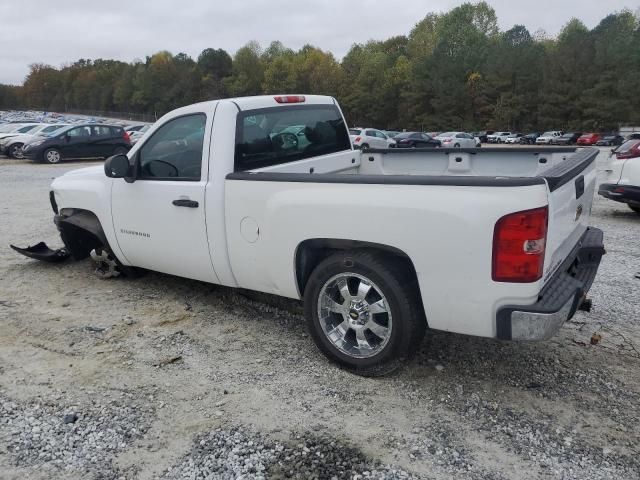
[616,141,640,160]
[492,206,548,283]
[274,95,306,104]
[123,131,131,143]
[354,136,361,143]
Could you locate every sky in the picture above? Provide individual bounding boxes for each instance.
[0,0,636,85]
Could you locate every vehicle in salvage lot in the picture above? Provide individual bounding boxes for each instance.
[536,131,563,144]
[349,128,395,149]
[12,94,605,376]
[435,131,477,148]
[393,132,440,148]
[595,135,624,147]
[520,133,540,145]
[599,139,640,214]
[552,132,582,145]
[21,124,131,164]
[487,131,511,143]
[504,133,523,144]
[0,124,68,158]
[577,133,601,146]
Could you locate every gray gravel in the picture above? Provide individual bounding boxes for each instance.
[0,149,639,480]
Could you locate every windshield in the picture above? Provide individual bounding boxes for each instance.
[541,131,555,136]
[394,132,412,139]
[437,132,456,137]
[17,125,39,133]
[45,125,70,137]
[348,129,361,135]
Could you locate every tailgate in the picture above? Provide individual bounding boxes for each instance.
[542,148,599,283]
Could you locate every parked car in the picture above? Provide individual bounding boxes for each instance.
[0,123,43,142]
[536,131,563,144]
[595,135,624,147]
[599,139,640,214]
[627,133,640,140]
[520,133,540,145]
[504,133,523,144]
[474,130,494,143]
[552,132,582,145]
[125,124,149,133]
[128,125,151,145]
[349,128,395,149]
[487,132,511,143]
[393,132,440,148]
[577,133,601,146]
[382,130,400,139]
[13,94,605,376]
[435,132,477,148]
[1,124,69,158]
[21,124,131,164]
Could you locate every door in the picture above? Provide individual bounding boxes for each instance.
[60,126,92,158]
[91,125,116,157]
[111,113,217,283]
[373,130,388,148]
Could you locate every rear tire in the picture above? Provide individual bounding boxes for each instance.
[304,250,426,377]
[361,143,370,150]
[43,148,62,164]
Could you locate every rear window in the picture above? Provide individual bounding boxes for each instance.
[349,129,361,135]
[234,105,351,171]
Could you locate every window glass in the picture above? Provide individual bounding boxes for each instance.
[42,125,61,133]
[349,129,361,135]
[365,130,376,137]
[376,131,387,139]
[18,125,38,133]
[138,114,206,180]
[67,126,91,137]
[93,126,112,136]
[110,127,123,136]
[234,105,351,171]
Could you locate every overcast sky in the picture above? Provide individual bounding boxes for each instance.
[0,0,636,85]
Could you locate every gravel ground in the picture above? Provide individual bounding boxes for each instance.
[0,148,639,480]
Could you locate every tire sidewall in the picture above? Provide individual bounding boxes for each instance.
[304,253,412,371]
[44,148,62,164]
[9,143,23,158]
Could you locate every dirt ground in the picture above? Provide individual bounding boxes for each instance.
[0,148,639,480]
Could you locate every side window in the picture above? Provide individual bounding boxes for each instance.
[67,126,91,137]
[138,114,206,181]
[376,131,387,139]
[92,126,112,136]
[234,105,351,171]
[110,127,122,136]
[365,130,376,137]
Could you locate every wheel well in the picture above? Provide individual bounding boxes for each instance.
[56,209,108,260]
[295,239,421,298]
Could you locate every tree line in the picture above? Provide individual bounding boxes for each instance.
[1,2,639,132]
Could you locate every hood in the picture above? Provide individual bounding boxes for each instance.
[61,165,104,178]
[2,133,39,144]
[0,132,21,140]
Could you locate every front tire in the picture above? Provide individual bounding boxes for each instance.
[43,148,62,164]
[8,143,24,158]
[304,251,426,376]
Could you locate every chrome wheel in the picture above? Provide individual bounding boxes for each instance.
[317,273,392,359]
[45,149,61,164]
[9,144,23,158]
[90,248,121,279]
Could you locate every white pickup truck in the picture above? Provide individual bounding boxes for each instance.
[13,95,605,376]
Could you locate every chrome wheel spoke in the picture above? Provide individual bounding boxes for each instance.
[321,293,344,314]
[337,278,351,303]
[366,320,389,339]
[355,329,371,350]
[327,319,350,345]
[356,279,372,299]
[368,299,388,315]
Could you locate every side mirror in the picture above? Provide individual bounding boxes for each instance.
[104,154,131,179]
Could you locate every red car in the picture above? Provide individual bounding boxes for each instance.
[577,133,601,146]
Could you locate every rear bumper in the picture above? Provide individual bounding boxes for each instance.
[598,183,640,205]
[496,227,605,341]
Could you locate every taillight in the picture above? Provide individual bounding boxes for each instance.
[274,95,306,104]
[355,136,361,142]
[616,143,640,159]
[492,206,548,283]
[123,131,131,143]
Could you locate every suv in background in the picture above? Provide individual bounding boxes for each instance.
[349,128,395,149]
[21,124,131,164]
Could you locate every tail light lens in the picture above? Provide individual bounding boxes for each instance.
[123,131,131,143]
[616,141,640,159]
[354,137,361,143]
[492,207,548,283]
